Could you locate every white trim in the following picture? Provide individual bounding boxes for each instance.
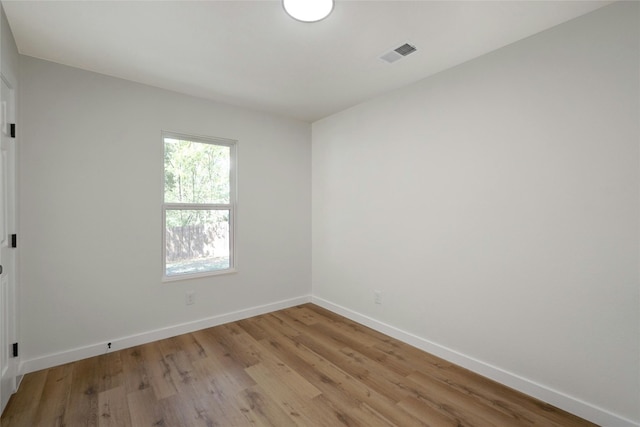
[161,267,237,283]
[16,294,637,427]
[311,296,639,427]
[19,295,311,375]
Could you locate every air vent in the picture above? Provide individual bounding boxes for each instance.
[394,43,417,56]
[380,43,418,64]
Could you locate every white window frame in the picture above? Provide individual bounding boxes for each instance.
[162,131,237,281]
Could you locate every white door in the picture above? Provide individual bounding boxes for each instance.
[0,74,17,414]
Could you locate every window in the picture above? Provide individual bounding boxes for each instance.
[162,132,236,280]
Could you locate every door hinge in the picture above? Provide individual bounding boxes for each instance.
[10,123,15,138]
[10,234,16,248]
[12,342,18,358]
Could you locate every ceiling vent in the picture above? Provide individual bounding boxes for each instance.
[380,43,417,64]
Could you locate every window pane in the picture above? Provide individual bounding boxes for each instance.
[165,209,230,276]
[164,138,230,204]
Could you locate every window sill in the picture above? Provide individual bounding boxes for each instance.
[162,268,237,283]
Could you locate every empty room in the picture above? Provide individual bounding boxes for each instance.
[0,0,638,426]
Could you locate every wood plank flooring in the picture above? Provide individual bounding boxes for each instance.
[1,304,597,426]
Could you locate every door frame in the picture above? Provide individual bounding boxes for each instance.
[0,72,18,415]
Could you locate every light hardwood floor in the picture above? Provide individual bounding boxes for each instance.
[1,304,596,426]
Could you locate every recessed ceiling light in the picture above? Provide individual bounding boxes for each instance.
[283,0,334,23]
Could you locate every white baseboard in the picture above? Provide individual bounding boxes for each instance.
[311,296,639,427]
[19,295,312,375]
[16,294,638,427]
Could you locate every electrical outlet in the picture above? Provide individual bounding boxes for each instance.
[186,291,195,305]
[374,290,382,304]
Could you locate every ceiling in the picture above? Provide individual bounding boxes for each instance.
[2,0,612,122]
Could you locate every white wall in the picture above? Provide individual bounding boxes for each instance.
[1,4,19,87]
[19,57,311,368]
[312,2,639,425]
